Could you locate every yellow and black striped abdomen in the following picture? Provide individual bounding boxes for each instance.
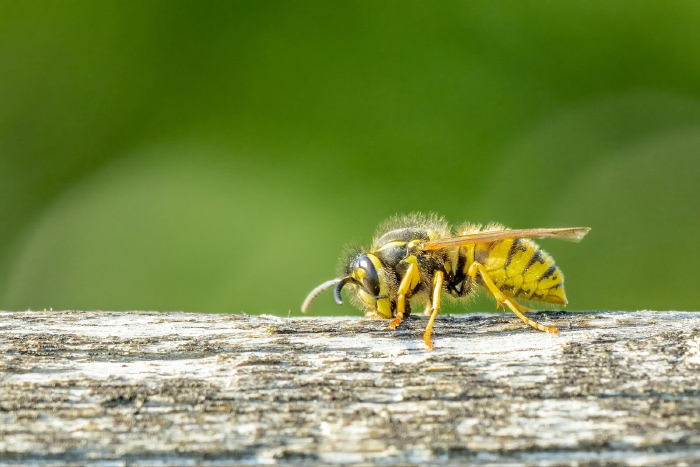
[471,238,567,305]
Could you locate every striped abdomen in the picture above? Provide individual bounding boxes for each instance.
[466,238,567,305]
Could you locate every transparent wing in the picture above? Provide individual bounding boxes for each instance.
[420,227,590,251]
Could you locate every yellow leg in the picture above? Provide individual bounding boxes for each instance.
[423,270,444,349]
[467,262,558,334]
[515,302,533,313]
[389,263,418,329]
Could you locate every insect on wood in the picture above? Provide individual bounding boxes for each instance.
[302,213,590,349]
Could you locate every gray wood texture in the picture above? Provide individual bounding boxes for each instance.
[1,310,699,466]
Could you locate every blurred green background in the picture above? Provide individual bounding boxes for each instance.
[1,1,699,315]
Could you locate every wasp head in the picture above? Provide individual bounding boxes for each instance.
[302,250,396,318]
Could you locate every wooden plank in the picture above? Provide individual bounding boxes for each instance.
[1,310,700,466]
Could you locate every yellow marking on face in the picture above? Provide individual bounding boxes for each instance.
[359,253,397,317]
[365,254,390,295]
[376,297,392,318]
[355,268,367,281]
[366,254,384,273]
[357,289,372,304]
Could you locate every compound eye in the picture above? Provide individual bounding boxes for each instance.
[358,255,381,297]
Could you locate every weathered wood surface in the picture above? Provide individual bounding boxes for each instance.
[1,310,700,466]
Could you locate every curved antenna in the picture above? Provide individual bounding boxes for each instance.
[333,277,354,306]
[301,278,343,313]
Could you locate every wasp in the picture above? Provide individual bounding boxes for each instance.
[302,213,590,349]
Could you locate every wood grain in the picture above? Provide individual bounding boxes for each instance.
[1,310,700,466]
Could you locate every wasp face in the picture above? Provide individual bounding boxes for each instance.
[349,254,380,296]
[334,253,394,319]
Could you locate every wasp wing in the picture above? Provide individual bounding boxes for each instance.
[420,227,590,251]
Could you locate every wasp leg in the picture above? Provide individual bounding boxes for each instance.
[423,270,444,349]
[422,303,432,316]
[515,302,533,313]
[389,263,418,329]
[467,262,558,334]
